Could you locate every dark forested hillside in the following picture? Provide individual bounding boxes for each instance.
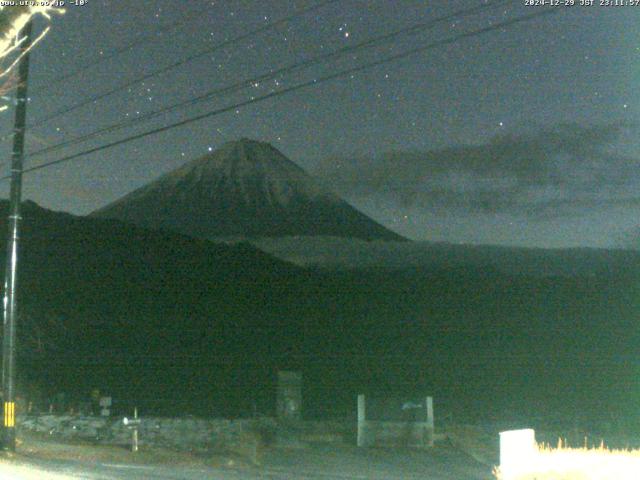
[2,201,639,427]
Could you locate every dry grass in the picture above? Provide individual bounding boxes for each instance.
[494,438,640,480]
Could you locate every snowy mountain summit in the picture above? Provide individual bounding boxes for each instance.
[92,138,404,241]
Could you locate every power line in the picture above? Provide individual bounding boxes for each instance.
[5,8,560,181]
[26,0,340,129]
[27,0,515,159]
[26,0,514,159]
[17,8,559,178]
[31,3,213,90]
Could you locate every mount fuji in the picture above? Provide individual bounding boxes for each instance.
[92,138,405,242]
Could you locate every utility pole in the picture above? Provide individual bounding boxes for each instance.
[2,20,33,452]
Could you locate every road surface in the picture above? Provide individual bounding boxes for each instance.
[0,444,495,479]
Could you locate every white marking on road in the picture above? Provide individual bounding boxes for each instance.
[265,467,367,479]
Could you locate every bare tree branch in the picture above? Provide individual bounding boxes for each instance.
[0,5,63,100]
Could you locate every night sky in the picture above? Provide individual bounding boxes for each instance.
[0,0,638,249]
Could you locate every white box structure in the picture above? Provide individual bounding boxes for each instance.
[499,428,537,478]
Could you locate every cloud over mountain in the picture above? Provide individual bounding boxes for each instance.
[313,122,639,220]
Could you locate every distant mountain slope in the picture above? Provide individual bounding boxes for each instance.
[616,226,640,251]
[252,236,640,278]
[91,138,404,241]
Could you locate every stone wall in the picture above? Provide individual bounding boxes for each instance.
[18,414,278,452]
[360,420,433,448]
[17,414,352,452]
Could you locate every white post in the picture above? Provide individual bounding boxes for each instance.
[499,429,537,478]
[132,407,139,453]
[357,394,366,447]
[426,396,434,447]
